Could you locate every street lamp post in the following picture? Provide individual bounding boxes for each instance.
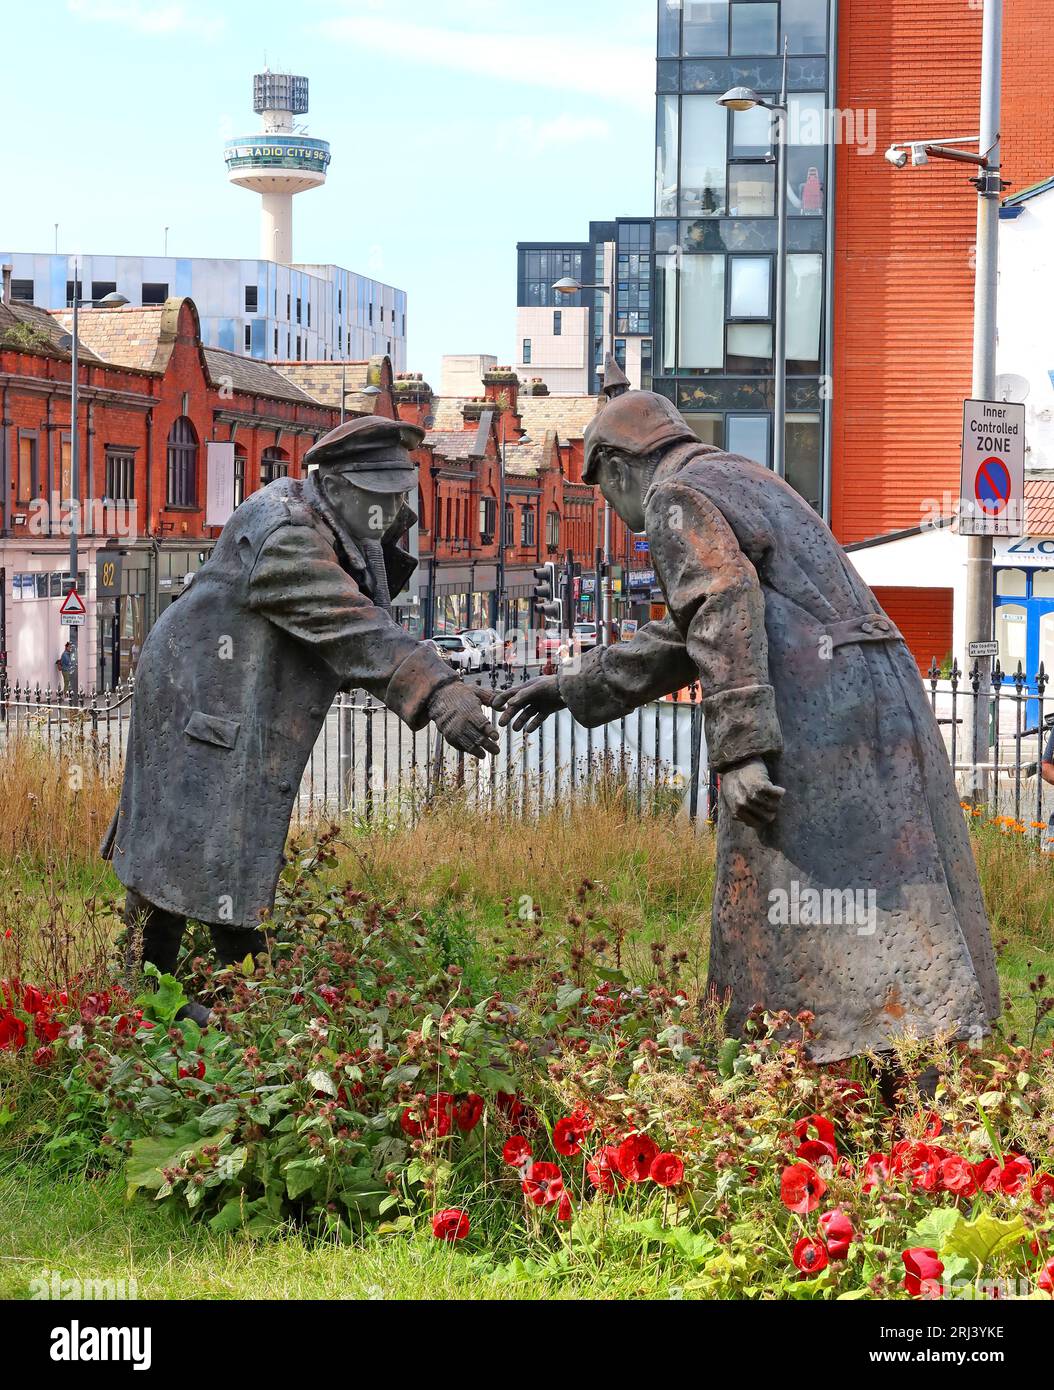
[552,271,617,645]
[62,269,129,698]
[719,40,790,479]
[884,0,1005,792]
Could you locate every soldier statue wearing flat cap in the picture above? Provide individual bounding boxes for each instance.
[104,415,498,1023]
[493,362,999,1063]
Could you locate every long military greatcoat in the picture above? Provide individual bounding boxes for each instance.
[559,442,999,1062]
[104,474,456,928]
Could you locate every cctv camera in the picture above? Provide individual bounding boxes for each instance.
[910,143,929,166]
[884,146,909,168]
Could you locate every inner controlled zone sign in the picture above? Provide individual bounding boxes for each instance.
[958,398,1026,536]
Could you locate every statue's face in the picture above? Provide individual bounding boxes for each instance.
[596,450,648,532]
[321,472,408,541]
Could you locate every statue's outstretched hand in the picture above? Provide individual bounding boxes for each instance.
[490,675,566,735]
[721,757,785,830]
[428,682,500,759]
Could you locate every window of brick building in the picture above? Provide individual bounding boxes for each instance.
[105,450,135,501]
[166,416,198,508]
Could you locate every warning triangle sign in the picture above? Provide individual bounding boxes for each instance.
[59,588,87,618]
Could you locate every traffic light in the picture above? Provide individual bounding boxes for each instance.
[532,562,561,623]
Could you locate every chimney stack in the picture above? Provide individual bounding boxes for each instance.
[1,265,12,306]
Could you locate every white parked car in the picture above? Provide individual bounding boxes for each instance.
[428,634,484,671]
[460,627,501,668]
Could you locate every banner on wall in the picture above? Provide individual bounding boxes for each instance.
[205,442,236,529]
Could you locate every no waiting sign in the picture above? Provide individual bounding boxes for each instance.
[958,398,1026,536]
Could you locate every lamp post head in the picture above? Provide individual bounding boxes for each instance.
[96,292,130,307]
[718,85,761,112]
[552,277,583,295]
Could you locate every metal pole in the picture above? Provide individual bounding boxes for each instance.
[965,0,1003,794]
[69,261,80,697]
[600,257,615,647]
[496,418,506,632]
[772,42,789,480]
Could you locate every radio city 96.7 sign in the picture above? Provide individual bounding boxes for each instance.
[223,135,331,172]
[958,399,1026,537]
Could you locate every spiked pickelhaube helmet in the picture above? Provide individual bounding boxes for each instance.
[582,355,698,484]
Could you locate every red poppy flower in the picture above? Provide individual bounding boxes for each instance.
[522,1161,565,1207]
[650,1153,685,1188]
[428,1092,455,1137]
[920,1110,943,1140]
[940,1155,978,1198]
[400,1107,422,1139]
[902,1248,944,1299]
[178,1060,206,1081]
[794,1114,837,1160]
[797,1140,836,1167]
[818,1208,854,1260]
[971,1157,1000,1193]
[432,1208,470,1241]
[862,1153,891,1192]
[616,1133,660,1183]
[999,1154,1032,1196]
[907,1144,942,1192]
[32,1045,54,1068]
[0,1012,27,1051]
[586,1145,626,1195]
[21,986,47,1015]
[792,1236,829,1275]
[557,1192,573,1223]
[780,1162,826,1214]
[553,1115,589,1157]
[1038,1258,1054,1296]
[34,1012,61,1043]
[1031,1173,1054,1206]
[503,1135,532,1167]
[455,1093,484,1132]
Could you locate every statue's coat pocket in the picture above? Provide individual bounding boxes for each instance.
[184,711,241,750]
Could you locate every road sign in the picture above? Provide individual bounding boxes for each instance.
[958,399,1025,536]
[59,588,87,626]
[968,640,999,659]
[633,538,650,554]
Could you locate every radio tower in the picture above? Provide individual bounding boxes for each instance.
[224,71,331,265]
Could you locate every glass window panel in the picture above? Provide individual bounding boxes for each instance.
[659,253,680,372]
[683,1,729,56]
[786,254,823,368]
[1032,570,1054,597]
[727,415,771,466]
[996,605,1028,667]
[729,257,771,317]
[679,254,726,369]
[680,96,727,216]
[785,413,822,511]
[728,162,775,215]
[996,568,1028,597]
[658,0,681,55]
[730,2,777,55]
[726,322,773,372]
[782,0,828,54]
[788,93,827,146]
[656,95,680,216]
[685,414,725,447]
[732,102,773,157]
[787,149,826,215]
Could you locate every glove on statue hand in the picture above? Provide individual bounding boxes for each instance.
[428,682,501,759]
[721,757,785,830]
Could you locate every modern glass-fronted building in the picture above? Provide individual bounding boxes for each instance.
[653,0,832,513]
[0,252,407,369]
[516,218,654,394]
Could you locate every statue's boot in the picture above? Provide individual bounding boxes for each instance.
[210,924,267,970]
[123,889,211,1027]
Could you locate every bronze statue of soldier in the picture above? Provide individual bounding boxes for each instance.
[104,416,497,1023]
[493,365,999,1064]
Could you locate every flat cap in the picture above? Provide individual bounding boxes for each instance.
[305,415,424,493]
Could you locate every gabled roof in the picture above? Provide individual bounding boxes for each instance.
[504,432,557,477]
[1025,478,1054,533]
[203,346,317,404]
[49,302,175,371]
[273,357,389,412]
[0,300,101,359]
[516,393,599,442]
[422,430,487,461]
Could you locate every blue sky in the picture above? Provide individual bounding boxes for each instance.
[3,0,656,385]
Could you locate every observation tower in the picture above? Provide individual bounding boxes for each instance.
[223,71,331,265]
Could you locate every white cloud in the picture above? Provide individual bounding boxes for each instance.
[316,15,653,111]
[492,114,612,157]
[66,0,225,40]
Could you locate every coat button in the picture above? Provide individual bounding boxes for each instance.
[309,705,322,718]
[860,620,875,635]
[279,780,292,793]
